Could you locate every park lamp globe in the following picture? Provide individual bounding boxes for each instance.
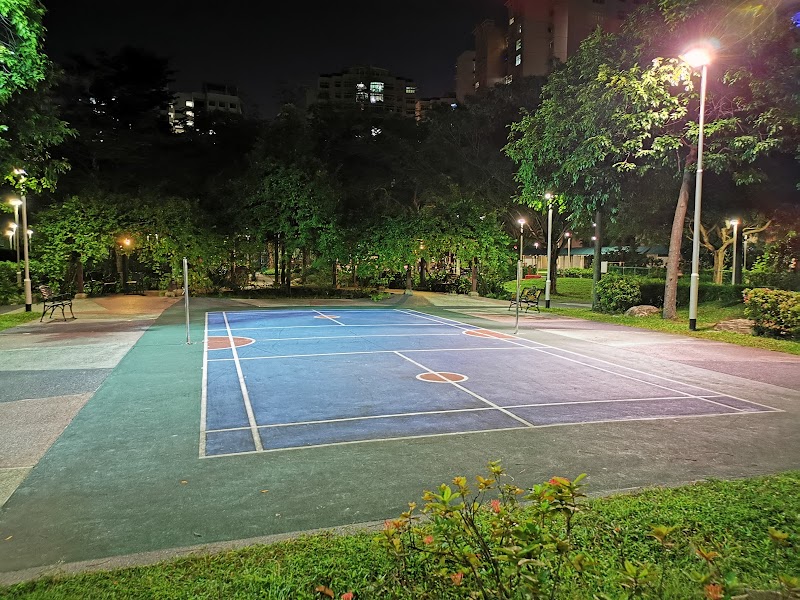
[680,46,712,68]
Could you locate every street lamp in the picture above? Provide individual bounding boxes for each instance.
[728,218,739,284]
[564,232,571,265]
[13,169,33,311]
[514,218,525,334]
[680,45,712,331]
[544,193,554,309]
[8,198,22,285]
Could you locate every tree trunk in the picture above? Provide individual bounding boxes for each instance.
[549,245,559,295]
[419,258,427,288]
[285,252,292,293]
[713,248,725,285]
[75,255,85,295]
[332,260,338,288]
[273,238,279,286]
[662,153,695,319]
[301,247,309,284]
[471,258,478,294]
[405,264,413,293]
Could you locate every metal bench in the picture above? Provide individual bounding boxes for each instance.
[39,285,75,322]
[508,287,542,313]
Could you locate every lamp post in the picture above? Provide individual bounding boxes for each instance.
[9,198,22,285]
[514,218,525,335]
[544,193,554,309]
[743,234,749,271]
[565,232,571,266]
[681,46,712,331]
[728,218,739,284]
[13,169,33,311]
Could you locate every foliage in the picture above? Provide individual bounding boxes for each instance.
[744,271,800,291]
[750,233,800,279]
[743,287,800,338]
[0,0,47,105]
[379,464,590,599]
[595,274,642,313]
[3,472,799,599]
[637,280,748,308]
[560,268,593,279]
[0,260,22,303]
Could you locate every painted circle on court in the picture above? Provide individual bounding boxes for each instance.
[464,329,515,339]
[416,372,468,383]
[314,315,340,319]
[207,336,255,350]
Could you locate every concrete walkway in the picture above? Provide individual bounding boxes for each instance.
[0,291,797,584]
[0,295,180,509]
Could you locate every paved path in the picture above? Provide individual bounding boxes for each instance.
[0,292,797,584]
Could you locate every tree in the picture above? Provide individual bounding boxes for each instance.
[507,0,800,318]
[1,1,72,190]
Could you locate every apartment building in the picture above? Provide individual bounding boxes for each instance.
[307,66,417,118]
[458,0,635,98]
[168,82,243,133]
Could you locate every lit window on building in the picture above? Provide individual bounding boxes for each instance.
[405,85,416,94]
[370,81,384,93]
[371,126,382,137]
[516,39,522,51]
[370,92,384,104]
[474,81,480,90]
[504,75,513,85]
[518,24,522,34]
[509,16,515,25]
[186,100,194,108]
[515,54,522,66]
[356,83,368,103]
[186,110,194,117]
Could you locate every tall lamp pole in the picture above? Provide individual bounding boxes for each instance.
[9,199,22,285]
[13,169,32,312]
[565,232,571,266]
[544,193,554,309]
[728,218,739,284]
[514,218,525,335]
[681,47,712,331]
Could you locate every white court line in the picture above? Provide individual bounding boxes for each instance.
[216,333,464,343]
[312,308,346,326]
[201,408,771,458]
[200,426,529,458]
[393,351,536,428]
[400,309,780,413]
[204,393,735,435]
[207,323,454,333]
[199,312,209,458]
[207,346,525,362]
[223,311,263,452]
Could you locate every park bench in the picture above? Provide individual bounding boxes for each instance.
[508,287,541,313]
[39,285,75,322]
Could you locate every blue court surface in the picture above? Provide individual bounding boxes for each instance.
[201,308,780,457]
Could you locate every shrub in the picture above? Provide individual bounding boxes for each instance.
[636,279,747,308]
[743,288,800,339]
[744,271,800,292]
[561,267,593,278]
[596,274,641,312]
[0,261,23,305]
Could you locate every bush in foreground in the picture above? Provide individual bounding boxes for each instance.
[744,288,800,339]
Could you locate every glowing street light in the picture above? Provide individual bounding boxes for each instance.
[514,218,525,334]
[564,231,572,264]
[544,193,554,308]
[728,218,739,284]
[680,45,712,330]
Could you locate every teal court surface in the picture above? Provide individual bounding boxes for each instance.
[202,308,780,457]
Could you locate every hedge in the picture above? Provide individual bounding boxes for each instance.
[743,287,800,339]
[637,279,748,308]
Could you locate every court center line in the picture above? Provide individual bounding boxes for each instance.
[207,346,527,362]
[204,393,743,434]
[312,308,346,326]
[199,312,209,458]
[223,311,264,452]
[393,351,536,428]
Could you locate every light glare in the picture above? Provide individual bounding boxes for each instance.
[680,47,712,67]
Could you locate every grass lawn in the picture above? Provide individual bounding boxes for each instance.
[3,472,798,599]
[503,278,800,355]
[0,311,39,332]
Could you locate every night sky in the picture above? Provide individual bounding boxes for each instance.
[43,0,508,116]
